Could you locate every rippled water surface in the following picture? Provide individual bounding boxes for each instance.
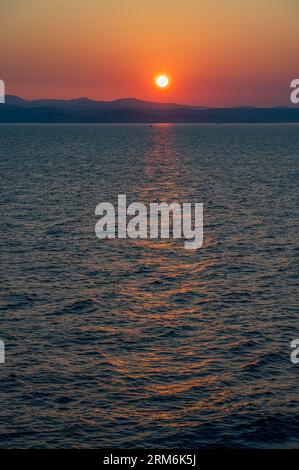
[0,124,298,448]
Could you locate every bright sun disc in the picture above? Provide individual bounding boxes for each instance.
[156,75,169,88]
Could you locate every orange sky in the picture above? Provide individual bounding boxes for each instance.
[1,0,298,105]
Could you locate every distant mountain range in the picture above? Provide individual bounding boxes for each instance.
[1,95,299,123]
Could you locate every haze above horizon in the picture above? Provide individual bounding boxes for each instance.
[1,0,298,106]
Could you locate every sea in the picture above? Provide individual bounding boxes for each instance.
[0,123,298,448]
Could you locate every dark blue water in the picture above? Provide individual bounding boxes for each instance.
[0,124,298,448]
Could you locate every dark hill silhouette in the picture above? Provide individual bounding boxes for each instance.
[1,96,299,123]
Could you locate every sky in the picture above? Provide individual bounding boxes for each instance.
[1,0,298,106]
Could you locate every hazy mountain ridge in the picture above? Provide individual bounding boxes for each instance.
[4,95,203,111]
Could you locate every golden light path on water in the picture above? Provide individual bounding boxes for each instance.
[90,125,230,428]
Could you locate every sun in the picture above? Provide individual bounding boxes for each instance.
[155,74,169,88]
